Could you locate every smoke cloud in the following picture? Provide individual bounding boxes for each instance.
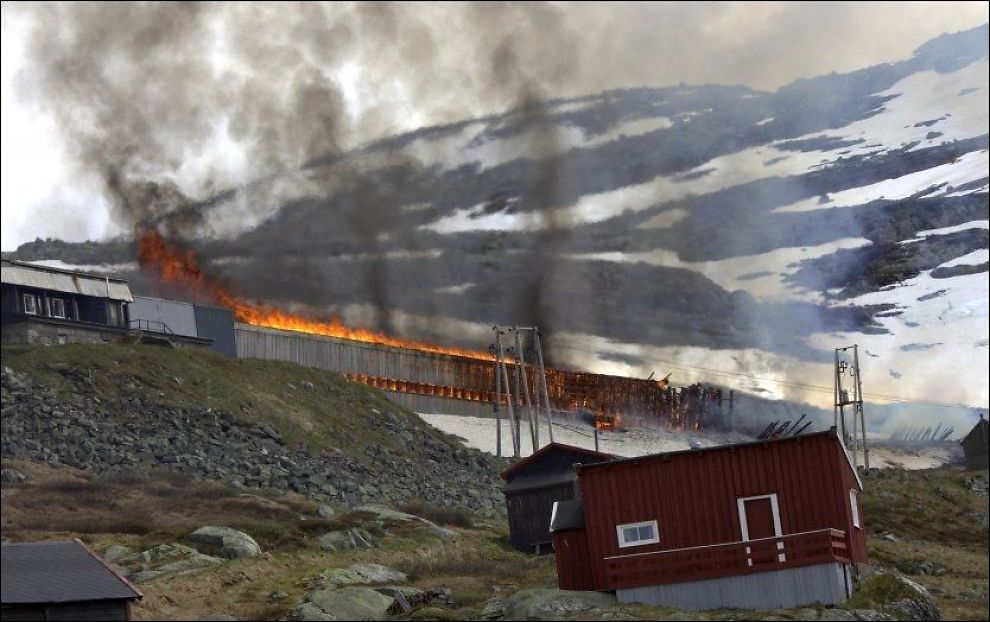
[8,2,985,239]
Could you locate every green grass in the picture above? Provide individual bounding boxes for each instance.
[1,342,464,465]
[860,468,989,621]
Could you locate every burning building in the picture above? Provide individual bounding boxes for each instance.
[128,230,734,430]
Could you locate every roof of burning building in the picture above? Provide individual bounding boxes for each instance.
[1,259,133,302]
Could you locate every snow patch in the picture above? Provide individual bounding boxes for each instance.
[567,237,872,303]
[772,149,989,214]
[938,248,989,268]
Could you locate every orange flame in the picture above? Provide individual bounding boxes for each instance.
[137,230,494,360]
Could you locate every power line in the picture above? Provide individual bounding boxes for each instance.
[548,337,988,412]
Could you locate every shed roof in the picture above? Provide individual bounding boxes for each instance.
[500,443,613,481]
[1,539,142,605]
[960,417,988,447]
[577,430,862,489]
[1,259,133,302]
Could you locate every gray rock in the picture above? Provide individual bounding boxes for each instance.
[353,505,457,539]
[819,610,858,621]
[322,563,408,588]
[101,545,132,562]
[185,526,261,559]
[849,610,892,621]
[502,589,617,620]
[300,587,395,621]
[317,504,335,518]
[317,528,376,551]
[0,468,26,484]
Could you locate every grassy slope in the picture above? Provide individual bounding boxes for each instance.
[0,459,554,621]
[860,468,989,620]
[1,342,464,464]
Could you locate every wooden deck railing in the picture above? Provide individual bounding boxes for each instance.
[605,528,849,590]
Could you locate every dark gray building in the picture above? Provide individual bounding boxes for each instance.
[961,415,989,470]
[128,295,236,356]
[1,539,142,621]
[1,260,133,345]
[501,443,612,554]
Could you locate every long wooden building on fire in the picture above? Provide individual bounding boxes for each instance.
[234,322,730,431]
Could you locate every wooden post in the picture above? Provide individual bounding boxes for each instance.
[516,328,539,452]
[493,331,502,458]
[498,336,519,458]
[534,328,555,443]
[854,345,869,471]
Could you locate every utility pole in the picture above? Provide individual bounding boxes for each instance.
[491,325,555,457]
[514,327,539,451]
[491,339,502,458]
[834,344,869,471]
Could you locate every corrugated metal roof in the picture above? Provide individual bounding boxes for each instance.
[1,540,142,604]
[1,260,133,302]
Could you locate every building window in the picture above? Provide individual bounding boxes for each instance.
[616,520,660,548]
[51,298,66,319]
[850,490,861,528]
[22,294,38,315]
[107,302,122,327]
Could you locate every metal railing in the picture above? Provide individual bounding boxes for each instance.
[129,318,174,336]
[605,528,849,590]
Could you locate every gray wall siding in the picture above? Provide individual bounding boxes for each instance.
[234,324,497,417]
[130,296,198,337]
[235,324,471,386]
[194,305,236,356]
[616,562,852,611]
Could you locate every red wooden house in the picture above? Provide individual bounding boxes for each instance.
[550,430,866,611]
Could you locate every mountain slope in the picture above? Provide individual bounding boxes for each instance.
[7,24,988,424]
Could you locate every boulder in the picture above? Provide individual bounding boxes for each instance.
[502,589,616,620]
[120,543,223,583]
[0,468,26,484]
[353,505,457,539]
[851,571,940,621]
[322,563,408,588]
[883,575,940,621]
[101,545,132,562]
[298,587,395,621]
[185,526,261,559]
[317,528,376,551]
[317,504,335,518]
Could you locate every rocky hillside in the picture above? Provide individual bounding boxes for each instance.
[1,343,506,512]
[2,455,985,620]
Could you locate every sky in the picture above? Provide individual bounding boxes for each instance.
[2,1,988,250]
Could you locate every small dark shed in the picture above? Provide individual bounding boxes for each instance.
[960,415,989,470]
[1,539,142,621]
[501,443,612,553]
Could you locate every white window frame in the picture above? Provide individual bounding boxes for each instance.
[616,520,660,548]
[849,489,861,528]
[22,294,38,315]
[51,298,66,319]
